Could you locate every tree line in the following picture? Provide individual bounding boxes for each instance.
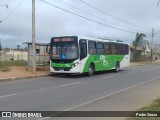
[132,33,150,62]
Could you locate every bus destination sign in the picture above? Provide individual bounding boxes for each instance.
[53,38,73,42]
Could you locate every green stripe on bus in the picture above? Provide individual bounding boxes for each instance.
[51,62,74,68]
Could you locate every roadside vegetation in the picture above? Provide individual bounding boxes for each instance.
[0,66,10,72]
[0,60,27,67]
[0,61,27,72]
[132,33,147,62]
[128,98,160,120]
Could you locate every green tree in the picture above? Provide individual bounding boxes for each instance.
[132,33,146,61]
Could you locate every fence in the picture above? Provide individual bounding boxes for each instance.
[131,53,160,62]
[0,50,28,61]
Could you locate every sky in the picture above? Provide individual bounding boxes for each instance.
[0,0,160,48]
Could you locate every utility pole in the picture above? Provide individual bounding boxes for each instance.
[32,0,36,73]
[0,40,1,51]
[151,28,154,63]
[0,40,1,67]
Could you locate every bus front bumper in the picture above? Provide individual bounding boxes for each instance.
[50,66,81,74]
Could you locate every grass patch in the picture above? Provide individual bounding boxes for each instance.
[127,98,160,120]
[0,60,27,67]
[0,66,10,72]
[140,99,160,111]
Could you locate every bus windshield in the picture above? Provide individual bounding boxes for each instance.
[52,40,79,60]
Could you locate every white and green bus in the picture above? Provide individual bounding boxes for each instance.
[46,36,130,76]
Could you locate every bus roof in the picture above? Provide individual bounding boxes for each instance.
[51,36,129,45]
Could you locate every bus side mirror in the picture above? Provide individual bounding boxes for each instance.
[46,43,51,54]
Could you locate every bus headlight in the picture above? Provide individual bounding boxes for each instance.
[71,62,78,68]
[71,64,75,68]
[75,62,79,66]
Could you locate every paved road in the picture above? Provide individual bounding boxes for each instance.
[0,64,160,119]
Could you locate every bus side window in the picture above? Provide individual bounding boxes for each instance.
[115,44,118,54]
[121,45,127,55]
[96,42,104,54]
[80,39,87,60]
[105,43,111,54]
[125,45,129,55]
[88,41,96,55]
[122,45,126,54]
[111,43,116,54]
[121,45,125,55]
[117,44,122,55]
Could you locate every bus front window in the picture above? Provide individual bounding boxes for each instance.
[52,42,79,60]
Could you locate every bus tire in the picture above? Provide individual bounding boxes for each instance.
[115,62,120,72]
[88,64,95,77]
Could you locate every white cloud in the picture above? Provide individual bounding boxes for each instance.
[0,0,160,48]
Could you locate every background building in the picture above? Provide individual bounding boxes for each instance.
[23,42,49,71]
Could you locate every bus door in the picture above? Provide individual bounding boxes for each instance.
[79,39,87,72]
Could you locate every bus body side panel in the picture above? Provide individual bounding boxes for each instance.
[82,55,114,73]
[82,54,126,73]
[112,55,126,69]
[94,55,113,71]
[119,54,130,68]
[117,48,130,68]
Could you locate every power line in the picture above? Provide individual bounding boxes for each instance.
[78,0,150,29]
[0,0,23,22]
[53,0,139,33]
[41,0,137,34]
[0,4,8,8]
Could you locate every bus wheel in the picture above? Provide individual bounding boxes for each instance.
[88,64,95,77]
[115,62,120,72]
